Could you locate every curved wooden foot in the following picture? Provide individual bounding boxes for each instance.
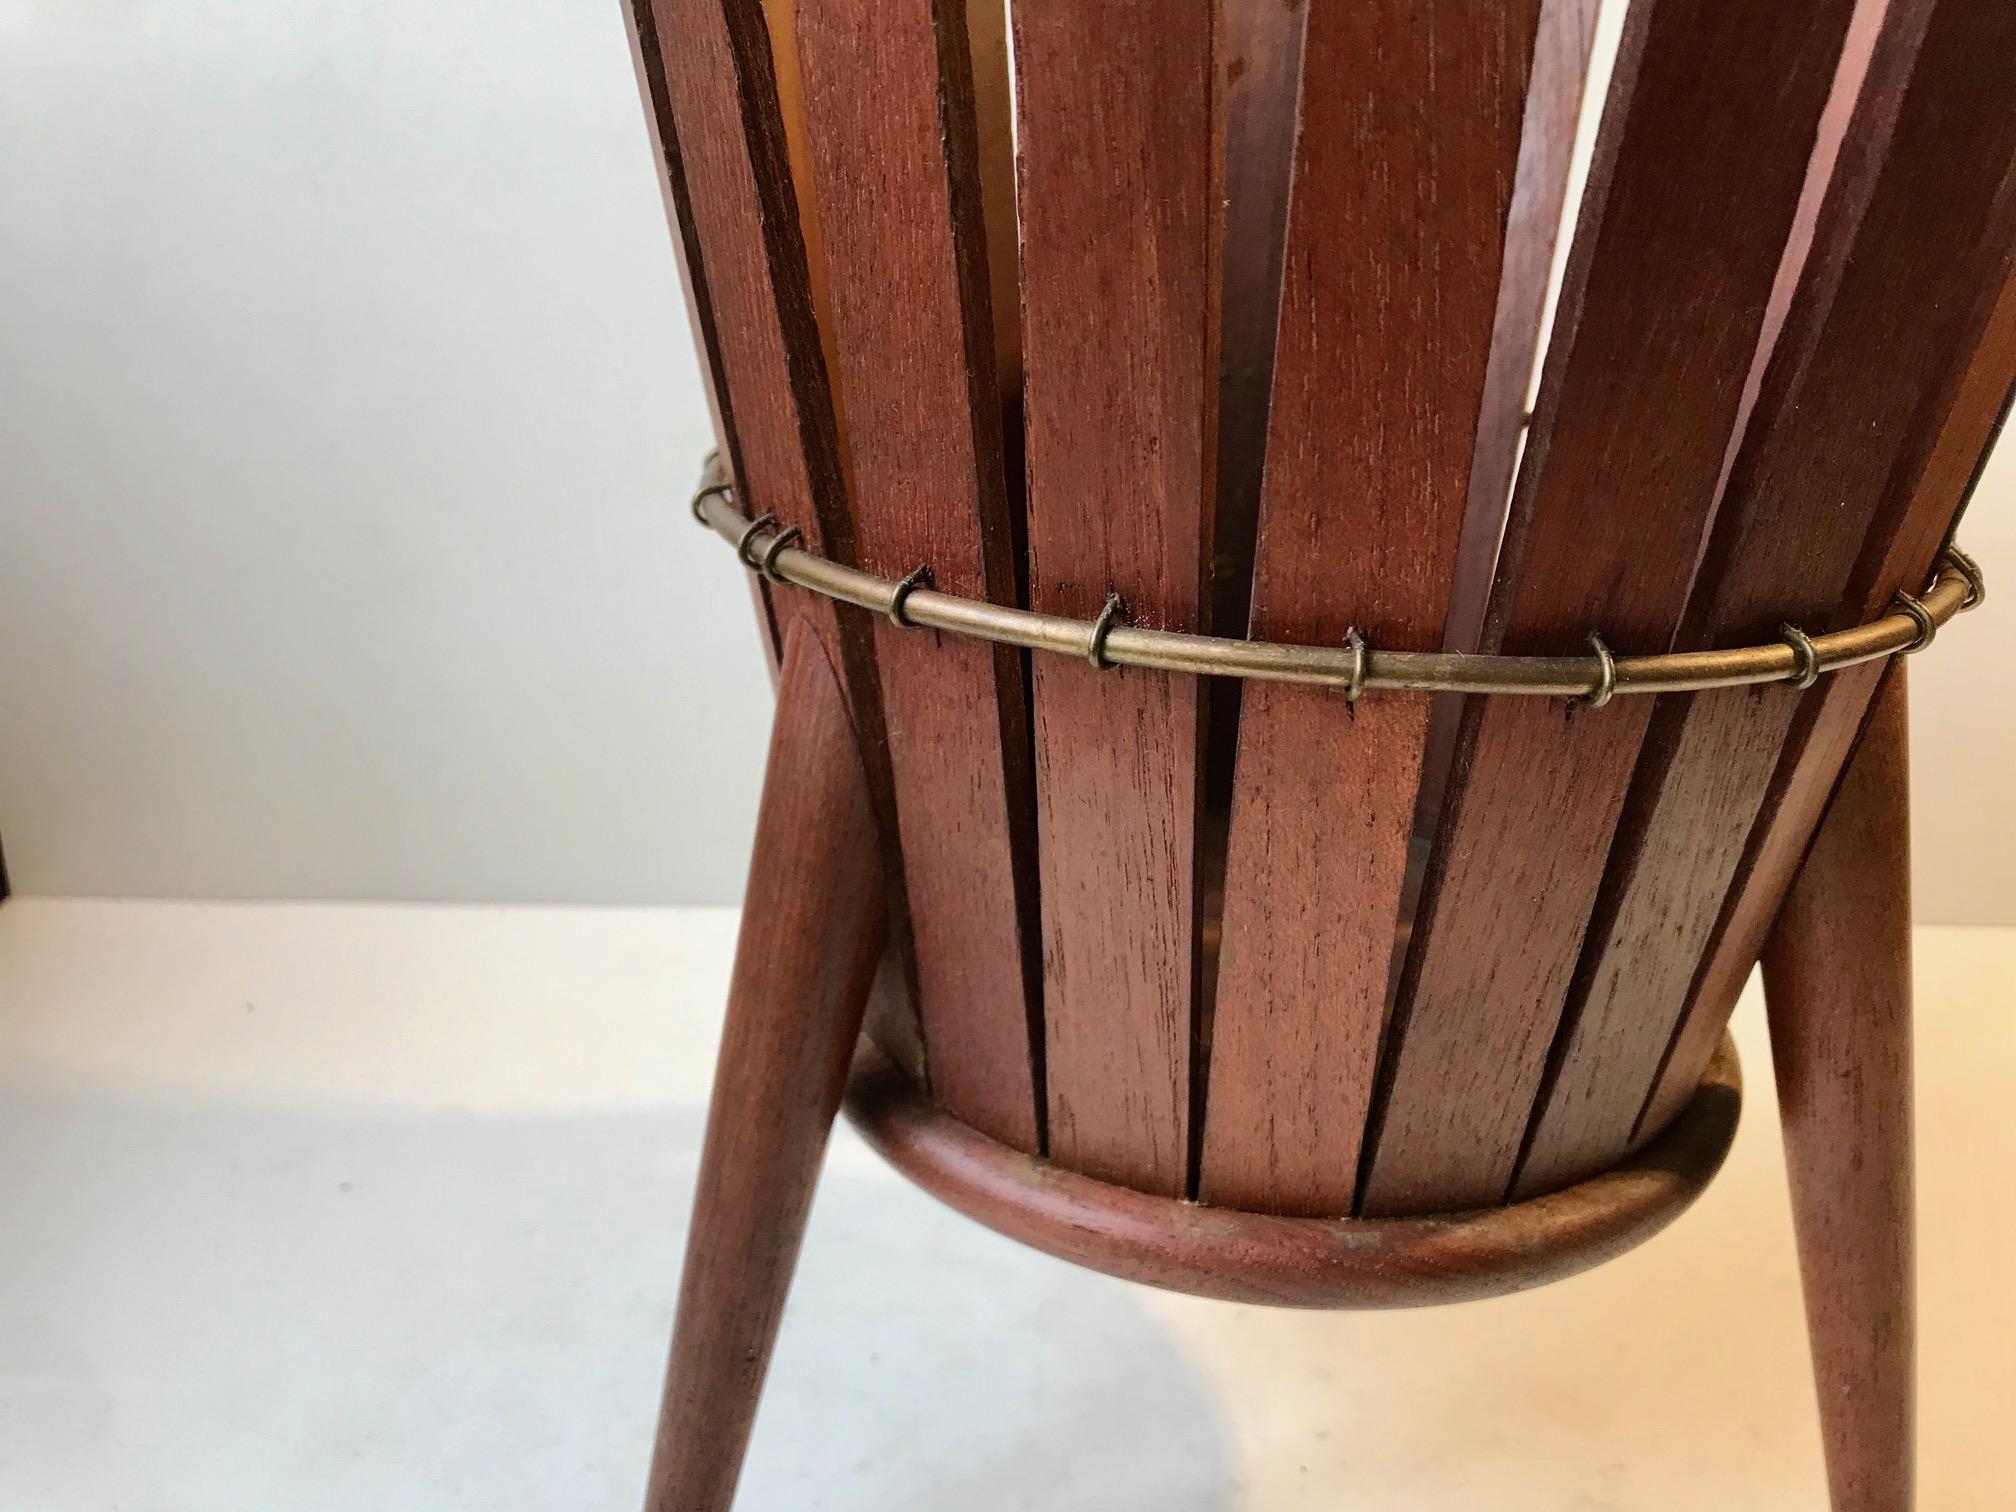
[643,619,888,1512]
[1763,664,1913,1512]
[845,1033,1740,1309]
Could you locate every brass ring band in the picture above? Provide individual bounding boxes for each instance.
[690,465,1983,702]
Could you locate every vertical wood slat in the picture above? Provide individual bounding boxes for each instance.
[629,0,925,1079]
[622,0,779,665]
[789,0,1043,1152]
[1209,0,1308,650]
[1010,0,1222,1196]
[1197,1,1540,1215]
[1418,0,1600,824]
[629,0,850,655]
[1361,0,1860,1217]
[1642,262,2016,1143]
[1514,0,2016,1197]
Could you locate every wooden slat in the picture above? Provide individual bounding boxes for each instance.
[790,0,1043,1152]
[629,0,923,1077]
[1361,0,1860,1217]
[1419,0,1600,825]
[1515,0,2016,1198]
[1010,0,1222,1196]
[622,0,779,664]
[631,0,851,650]
[1208,0,1308,651]
[963,0,1020,422]
[1642,255,2016,1143]
[1197,1,1540,1216]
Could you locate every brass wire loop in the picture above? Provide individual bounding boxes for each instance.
[1950,544,1986,609]
[1342,627,1369,704]
[1781,625,1821,690]
[757,525,803,584]
[735,513,779,568]
[692,480,735,526]
[1892,589,1936,653]
[1579,633,1618,710]
[888,565,933,628]
[691,460,1982,701]
[1087,593,1126,670]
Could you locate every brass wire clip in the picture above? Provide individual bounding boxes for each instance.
[1950,545,1987,609]
[1087,594,1126,670]
[735,513,779,569]
[1342,627,1369,705]
[888,565,933,628]
[1780,624,1821,690]
[692,480,734,526]
[1892,589,1936,653]
[691,458,1983,701]
[757,525,804,584]
[1579,633,1617,710]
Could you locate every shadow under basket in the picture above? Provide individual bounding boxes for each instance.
[844,1033,1742,1309]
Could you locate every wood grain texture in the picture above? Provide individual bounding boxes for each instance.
[644,618,887,1512]
[791,0,1043,1153]
[631,0,927,1079]
[1360,0,1858,1217]
[1515,0,2016,1198]
[1199,0,1539,1216]
[963,0,1020,419]
[1642,257,2016,1142]
[631,0,852,643]
[1009,0,1221,1197]
[1763,663,1914,1512]
[1418,0,1599,824]
[1209,0,1307,650]
[622,0,778,664]
[847,1033,1739,1309]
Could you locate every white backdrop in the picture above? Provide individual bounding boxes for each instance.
[0,1,2008,920]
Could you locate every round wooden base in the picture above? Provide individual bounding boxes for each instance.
[843,1035,1742,1309]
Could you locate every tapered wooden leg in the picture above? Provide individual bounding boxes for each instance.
[644,618,888,1512]
[1762,663,1913,1512]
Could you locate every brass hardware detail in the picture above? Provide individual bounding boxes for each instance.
[690,460,1984,703]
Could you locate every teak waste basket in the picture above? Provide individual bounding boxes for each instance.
[622,0,2009,1506]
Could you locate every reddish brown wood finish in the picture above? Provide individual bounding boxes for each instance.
[632,0,851,630]
[847,1034,1739,1309]
[622,0,778,663]
[1763,664,1914,1512]
[644,619,887,1512]
[1515,0,2016,1198]
[1641,265,2016,1141]
[1209,0,1307,645]
[791,0,1043,1152]
[962,0,1019,419]
[1009,0,1221,1196]
[630,0,928,1079]
[1362,0,1859,1217]
[1420,0,1599,820]
[1199,0,1539,1216]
